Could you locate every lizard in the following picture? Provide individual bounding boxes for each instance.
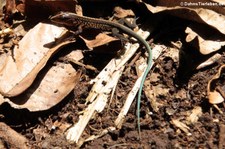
[50,11,153,139]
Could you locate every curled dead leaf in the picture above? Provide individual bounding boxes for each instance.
[196,53,221,70]
[0,23,75,97]
[185,27,225,55]
[208,91,224,104]
[207,65,225,104]
[144,1,225,34]
[2,62,80,111]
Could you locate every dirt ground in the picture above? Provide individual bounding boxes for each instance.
[1,1,225,149]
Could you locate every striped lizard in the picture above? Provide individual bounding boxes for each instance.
[50,11,152,139]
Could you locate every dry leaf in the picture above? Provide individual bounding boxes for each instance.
[53,120,72,133]
[196,53,222,69]
[0,23,74,97]
[143,1,225,55]
[186,106,202,124]
[185,27,225,54]
[171,119,192,136]
[63,50,84,62]
[207,64,225,104]
[113,6,135,18]
[144,0,225,34]
[0,28,13,36]
[80,33,118,50]
[208,91,224,104]
[0,122,28,148]
[164,44,180,62]
[5,0,17,14]
[2,62,80,111]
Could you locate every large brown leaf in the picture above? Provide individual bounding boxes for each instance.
[0,23,74,97]
[1,62,80,111]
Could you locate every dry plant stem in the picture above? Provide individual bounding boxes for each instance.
[65,43,139,143]
[80,127,116,147]
[127,51,142,67]
[65,29,150,144]
[213,104,223,114]
[66,65,124,143]
[64,57,98,71]
[171,119,192,136]
[115,63,146,129]
[115,44,164,129]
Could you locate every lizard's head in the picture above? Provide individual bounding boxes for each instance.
[50,12,76,27]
